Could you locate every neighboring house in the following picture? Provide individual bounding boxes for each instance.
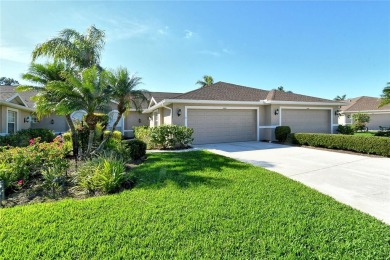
[0,86,179,138]
[338,96,390,130]
[143,82,343,144]
[0,86,36,136]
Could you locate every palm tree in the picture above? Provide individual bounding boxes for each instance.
[276,86,293,93]
[379,82,390,107]
[95,67,147,153]
[57,65,112,155]
[334,94,347,101]
[196,75,214,88]
[17,62,80,157]
[32,25,105,69]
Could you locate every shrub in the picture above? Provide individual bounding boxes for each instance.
[275,126,291,142]
[0,137,69,192]
[291,133,390,157]
[75,156,132,194]
[126,139,147,160]
[375,131,390,137]
[352,113,370,132]
[41,165,67,197]
[134,126,151,148]
[136,125,193,149]
[337,125,354,135]
[0,128,55,147]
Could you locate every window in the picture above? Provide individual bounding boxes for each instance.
[7,110,17,134]
[107,110,122,129]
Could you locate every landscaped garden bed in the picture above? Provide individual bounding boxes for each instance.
[1,151,389,258]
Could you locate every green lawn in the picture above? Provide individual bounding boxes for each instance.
[354,131,376,137]
[1,151,389,259]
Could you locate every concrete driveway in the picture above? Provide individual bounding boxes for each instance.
[194,141,390,225]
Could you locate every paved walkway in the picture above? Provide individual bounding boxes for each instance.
[194,141,390,225]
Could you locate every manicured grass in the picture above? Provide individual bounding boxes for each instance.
[1,151,389,259]
[354,131,376,137]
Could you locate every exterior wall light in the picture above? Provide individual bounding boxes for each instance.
[334,110,340,116]
[177,109,182,117]
[24,116,32,123]
[50,119,55,124]
[274,109,279,115]
[138,118,141,123]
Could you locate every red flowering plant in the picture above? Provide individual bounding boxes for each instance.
[0,137,69,192]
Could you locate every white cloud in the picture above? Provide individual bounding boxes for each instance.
[158,26,169,35]
[198,50,221,57]
[222,48,234,55]
[184,30,193,39]
[0,45,31,64]
[100,17,150,41]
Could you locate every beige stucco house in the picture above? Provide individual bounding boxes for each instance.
[1,83,344,144]
[0,86,178,138]
[0,86,36,135]
[144,82,343,144]
[338,96,390,130]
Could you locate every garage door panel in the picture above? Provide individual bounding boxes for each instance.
[188,109,257,144]
[367,114,390,130]
[281,109,330,133]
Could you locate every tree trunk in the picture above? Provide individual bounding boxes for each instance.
[65,114,79,158]
[86,129,95,155]
[93,112,123,154]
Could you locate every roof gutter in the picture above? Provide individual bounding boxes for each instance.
[263,100,345,106]
[0,101,35,112]
[143,99,268,113]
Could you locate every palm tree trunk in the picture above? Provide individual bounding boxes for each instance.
[93,112,123,153]
[65,114,79,158]
[86,129,95,155]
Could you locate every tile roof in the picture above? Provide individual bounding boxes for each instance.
[0,85,37,108]
[148,92,182,103]
[170,82,336,103]
[341,96,390,112]
[266,89,335,102]
[172,82,269,101]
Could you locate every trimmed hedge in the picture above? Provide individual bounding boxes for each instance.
[126,139,147,160]
[275,126,291,142]
[134,125,193,149]
[291,133,390,157]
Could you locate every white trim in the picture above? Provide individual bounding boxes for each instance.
[163,105,173,118]
[5,93,29,107]
[143,98,342,114]
[71,110,87,121]
[264,100,345,106]
[0,101,35,112]
[258,125,279,129]
[143,99,266,113]
[279,106,334,134]
[148,97,157,108]
[6,108,19,134]
[184,106,260,141]
[343,111,390,114]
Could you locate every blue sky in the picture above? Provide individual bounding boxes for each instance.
[1,1,389,100]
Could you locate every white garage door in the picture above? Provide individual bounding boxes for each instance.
[366,114,390,130]
[281,109,331,133]
[187,109,257,145]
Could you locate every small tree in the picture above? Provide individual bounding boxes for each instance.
[352,113,370,132]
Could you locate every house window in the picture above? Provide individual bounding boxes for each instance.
[7,110,17,134]
[107,110,122,129]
